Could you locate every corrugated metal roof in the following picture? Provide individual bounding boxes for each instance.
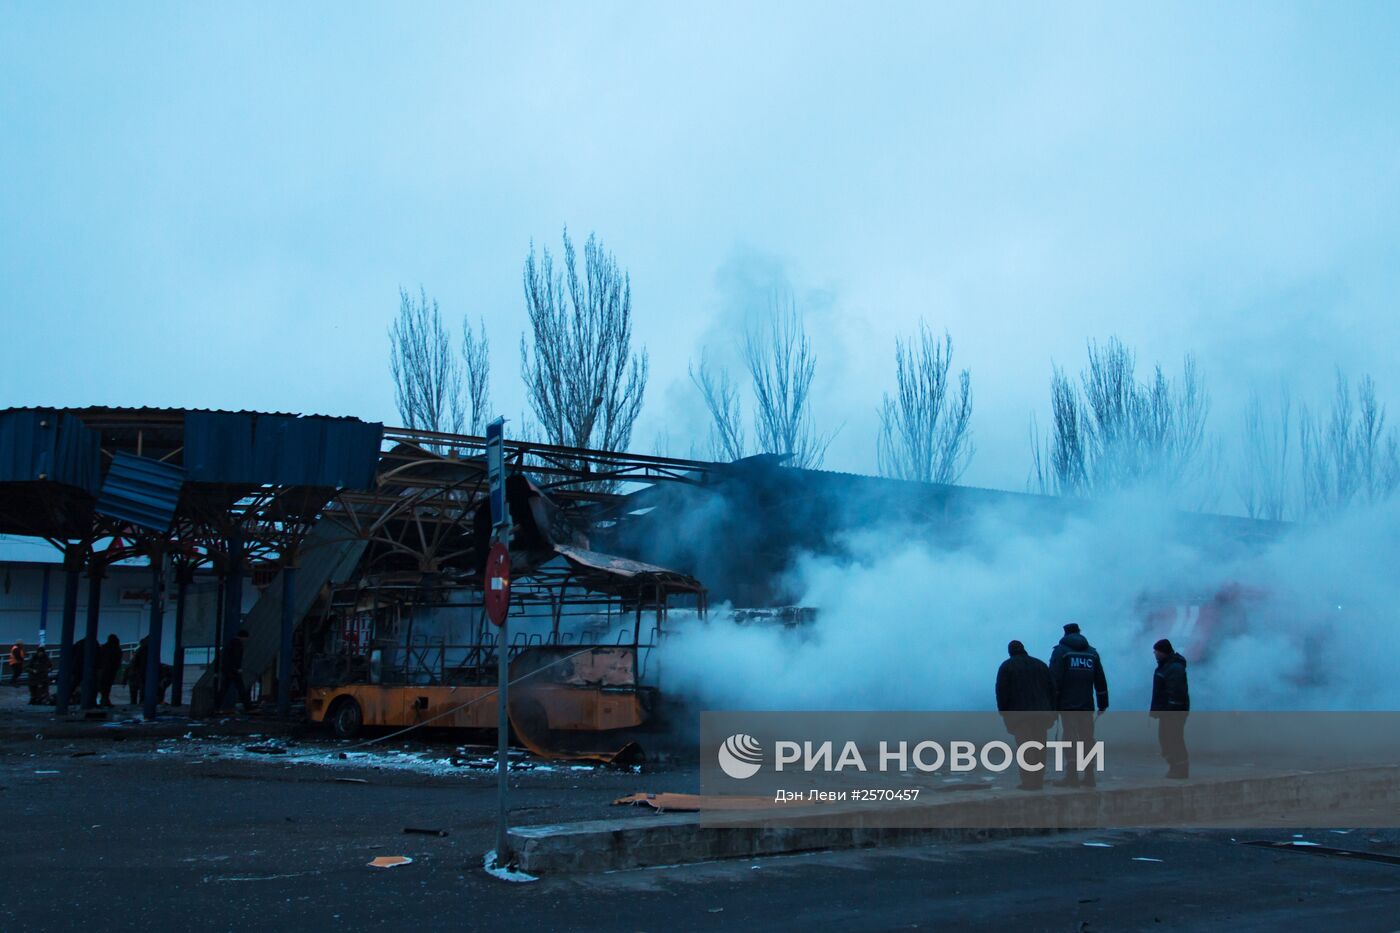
[0,411,101,493]
[94,452,186,533]
[0,405,332,419]
[184,411,382,488]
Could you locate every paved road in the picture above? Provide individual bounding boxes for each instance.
[6,733,1400,932]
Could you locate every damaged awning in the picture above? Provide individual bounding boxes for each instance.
[553,544,704,598]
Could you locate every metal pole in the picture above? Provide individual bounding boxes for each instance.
[171,568,188,706]
[54,550,82,716]
[277,563,297,718]
[495,609,510,865]
[486,416,512,869]
[213,573,226,701]
[224,532,243,642]
[225,533,243,703]
[38,567,50,648]
[142,554,165,721]
[80,564,103,710]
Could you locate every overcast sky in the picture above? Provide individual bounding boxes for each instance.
[3,2,1399,495]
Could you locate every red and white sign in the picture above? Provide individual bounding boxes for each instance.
[484,542,511,627]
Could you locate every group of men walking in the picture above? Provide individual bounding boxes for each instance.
[995,622,1191,790]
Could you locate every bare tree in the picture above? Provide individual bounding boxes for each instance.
[877,324,973,484]
[461,315,491,434]
[1237,387,1293,521]
[1032,337,1211,499]
[690,353,746,461]
[1300,371,1400,516]
[742,296,833,468]
[389,287,465,438]
[520,229,648,456]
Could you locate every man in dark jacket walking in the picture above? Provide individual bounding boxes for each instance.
[1150,638,1190,779]
[1050,623,1109,787]
[996,640,1056,790]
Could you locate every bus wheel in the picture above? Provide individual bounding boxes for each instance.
[330,697,363,740]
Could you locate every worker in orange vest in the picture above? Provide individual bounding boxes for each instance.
[8,641,25,685]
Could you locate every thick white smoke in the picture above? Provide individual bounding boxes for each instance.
[658,494,1400,712]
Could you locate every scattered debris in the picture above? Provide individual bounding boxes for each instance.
[367,856,413,869]
[1241,840,1400,865]
[244,744,288,755]
[613,792,795,812]
[404,827,449,837]
[482,851,537,883]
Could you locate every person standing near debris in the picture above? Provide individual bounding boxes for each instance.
[1050,622,1109,788]
[218,629,254,713]
[995,640,1056,790]
[127,637,147,706]
[27,646,51,704]
[9,641,25,685]
[96,634,122,708]
[1150,638,1190,779]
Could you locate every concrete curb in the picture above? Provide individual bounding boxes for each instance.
[510,766,1400,874]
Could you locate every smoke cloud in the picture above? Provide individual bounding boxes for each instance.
[658,494,1400,713]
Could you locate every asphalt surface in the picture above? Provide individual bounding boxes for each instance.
[6,721,1400,932]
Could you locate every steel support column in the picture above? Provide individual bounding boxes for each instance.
[223,530,243,646]
[53,549,82,716]
[37,567,50,647]
[170,567,189,706]
[276,564,297,718]
[141,555,164,721]
[80,564,103,710]
[213,573,226,701]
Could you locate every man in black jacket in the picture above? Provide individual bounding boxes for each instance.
[1150,638,1190,779]
[996,640,1056,790]
[95,635,122,708]
[1050,624,1109,787]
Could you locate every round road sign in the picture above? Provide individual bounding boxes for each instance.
[484,542,511,627]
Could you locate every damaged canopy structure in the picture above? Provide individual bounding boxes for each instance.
[0,407,714,758]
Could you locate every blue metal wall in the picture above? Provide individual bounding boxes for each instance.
[0,410,101,493]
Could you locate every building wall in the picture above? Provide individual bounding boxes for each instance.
[0,561,257,662]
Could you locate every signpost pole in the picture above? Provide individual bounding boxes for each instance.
[495,589,510,866]
[486,418,513,869]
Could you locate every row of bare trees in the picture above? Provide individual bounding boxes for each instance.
[692,303,975,481]
[389,229,648,459]
[1239,372,1400,520]
[389,237,1397,519]
[1031,338,1212,500]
